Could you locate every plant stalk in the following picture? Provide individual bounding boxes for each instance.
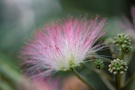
[120,50,125,60]
[71,68,95,90]
[117,74,122,90]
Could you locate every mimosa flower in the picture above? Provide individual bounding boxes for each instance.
[20,17,106,80]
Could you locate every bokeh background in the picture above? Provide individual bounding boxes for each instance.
[0,0,135,90]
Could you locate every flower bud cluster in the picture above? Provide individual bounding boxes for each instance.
[113,33,132,54]
[94,59,104,69]
[108,58,128,74]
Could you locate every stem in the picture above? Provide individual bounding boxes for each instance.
[120,50,125,60]
[120,50,125,87]
[101,70,115,83]
[82,63,114,82]
[81,63,115,90]
[117,74,122,90]
[71,68,95,90]
[95,70,115,90]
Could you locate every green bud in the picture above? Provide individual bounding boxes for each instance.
[94,59,104,69]
[108,58,128,75]
[113,33,132,54]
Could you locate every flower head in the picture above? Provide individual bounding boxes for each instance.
[20,17,106,80]
[113,33,132,54]
[108,58,128,75]
[94,59,104,69]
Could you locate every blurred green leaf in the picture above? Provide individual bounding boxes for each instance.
[0,81,14,90]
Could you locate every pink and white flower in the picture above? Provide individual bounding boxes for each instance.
[20,17,106,80]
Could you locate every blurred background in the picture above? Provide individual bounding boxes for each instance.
[0,0,135,90]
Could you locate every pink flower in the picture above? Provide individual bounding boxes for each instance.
[20,17,106,80]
